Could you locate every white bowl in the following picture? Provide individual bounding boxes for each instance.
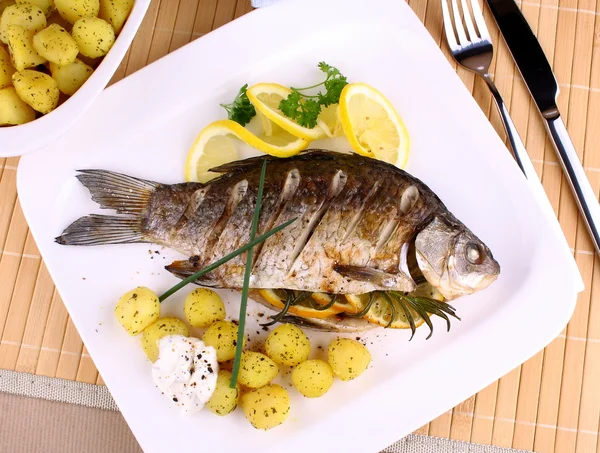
[0,0,151,157]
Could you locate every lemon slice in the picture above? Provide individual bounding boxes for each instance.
[258,289,347,319]
[185,119,309,182]
[316,104,343,138]
[339,82,410,168]
[247,83,327,141]
[345,293,425,329]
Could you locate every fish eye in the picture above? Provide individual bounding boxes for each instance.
[466,242,484,265]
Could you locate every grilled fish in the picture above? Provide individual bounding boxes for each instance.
[57,150,500,332]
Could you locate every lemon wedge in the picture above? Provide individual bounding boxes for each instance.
[246,83,327,141]
[185,119,308,182]
[345,293,425,329]
[339,83,410,168]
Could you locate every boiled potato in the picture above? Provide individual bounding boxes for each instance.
[327,338,371,381]
[33,24,78,65]
[16,0,54,17]
[206,370,239,416]
[98,0,132,34]
[202,320,245,362]
[241,384,290,430]
[7,25,46,70]
[183,288,225,328]
[50,58,92,95]
[291,359,334,398]
[0,86,35,124]
[0,4,46,43]
[141,317,189,362]
[71,17,113,58]
[0,46,15,88]
[237,351,279,389]
[264,323,310,366]
[113,286,159,336]
[54,0,98,24]
[0,0,15,17]
[12,69,57,113]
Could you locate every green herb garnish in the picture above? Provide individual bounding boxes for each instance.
[220,84,256,126]
[158,215,295,303]
[230,160,268,388]
[278,61,348,128]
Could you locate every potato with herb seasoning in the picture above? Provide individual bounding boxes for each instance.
[33,24,78,65]
[6,25,46,70]
[114,286,159,336]
[0,4,46,43]
[50,58,93,95]
[15,0,54,17]
[54,0,98,24]
[264,323,310,366]
[98,0,132,34]
[237,351,279,388]
[241,384,290,430]
[206,370,239,416]
[327,337,371,381]
[71,17,114,58]
[0,85,35,124]
[183,288,225,328]
[202,320,245,362]
[291,359,334,398]
[12,69,58,113]
[141,317,189,362]
[0,46,15,88]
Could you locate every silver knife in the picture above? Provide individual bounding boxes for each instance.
[485,0,600,256]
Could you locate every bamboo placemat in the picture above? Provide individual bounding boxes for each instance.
[0,0,599,451]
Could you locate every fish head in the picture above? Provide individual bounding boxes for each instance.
[415,216,500,300]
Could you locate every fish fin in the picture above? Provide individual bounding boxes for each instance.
[208,155,268,175]
[164,259,219,286]
[76,169,161,215]
[55,215,146,246]
[333,265,416,292]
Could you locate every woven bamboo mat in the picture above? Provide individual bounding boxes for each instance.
[0,0,599,451]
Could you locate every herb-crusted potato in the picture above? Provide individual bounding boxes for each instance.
[33,23,78,65]
[264,323,310,366]
[0,4,46,43]
[71,17,114,58]
[327,337,371,381]
[98,0,132,34]
[202,320,245,362]
[0,85,35,124]
[141,317,189,362]
[50,58,93,95]
[291,359,334,398]
[15,0,54,17]
[241,384,290,430]
[206,370,239,416]
[183,288,226,328]
[114,286,159,336]
[0,46,15,88]
[7,25,46,70]
[54,0,98,24]
[12,69,58,113]
[237,351,279,389]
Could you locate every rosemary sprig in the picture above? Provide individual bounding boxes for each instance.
[230,160,268,388]
[260,291,313,327]
[157,214,295,302]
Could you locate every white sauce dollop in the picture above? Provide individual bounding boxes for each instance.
[152,335,219,414]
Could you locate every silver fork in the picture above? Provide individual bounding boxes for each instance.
[440,0,536,180]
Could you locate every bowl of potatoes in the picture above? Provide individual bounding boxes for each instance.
[0,0,151,156]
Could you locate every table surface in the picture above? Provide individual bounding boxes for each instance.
[1,0,599,451]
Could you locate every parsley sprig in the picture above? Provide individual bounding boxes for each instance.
[220,84,256,126]
[279,62,348,128]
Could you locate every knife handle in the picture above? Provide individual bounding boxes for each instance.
[546,117,600,255]
[485,77,539,182]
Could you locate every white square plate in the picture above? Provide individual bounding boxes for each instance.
[17,0,583,451]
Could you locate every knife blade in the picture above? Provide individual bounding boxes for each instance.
[485,0,600,256]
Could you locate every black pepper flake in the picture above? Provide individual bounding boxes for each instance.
[172,397,178,402]
[262,326,269,332]
[196,353,202,359]
[201,375,206,380]
[208,366,214,373]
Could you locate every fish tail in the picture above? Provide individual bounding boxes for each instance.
[55,170,162,246]
[55,214,146,246]
[75,169,160,215]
